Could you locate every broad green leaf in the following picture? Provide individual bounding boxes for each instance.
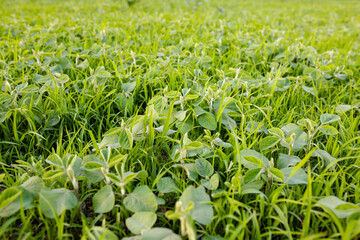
[82,155,104,184]
[20,85,39,93]
[244,168,262,184]
[194,106,207,117]
[174,110,187,121]
[201,173,219,190]
[259,136,280,151]
[320,114,340,124]
[302,85,316,96]
[93,185,115,213]
[195,159,214,178]
[83,162,105,171]
[173,163,198,181]
[90,227,118,240]
[142,228,181,240]
[312,149,336,167]
[185,141,203,150]
[123,172,139,184]
[99,134,121,149]
[246,121,268,134]
[335,73,348,80]
[297,118,318,131]
[240,149,270,169]
[126,212,157,234]
[108,154,127,168]
[103,127,122,137]
[106,173,121,184]
[123,81,137,92]
[319,125,338,135]
[269,168,284,182]
[39,188,77,218]
[0,188,33,217]
[278,154,301,169]
[213,138,232,148]
[335,105,353,114]
[318,196,359,219]
[179,186,213,225]
[21,176,43,194]
[281,123,308,152]
[46,154,64,168]
[119,128,133,150]
[124,186,157,213]
[43,169,65,179]
[242,180,264,192]
[157,177,179,193]
[281,167,308,185]
[95,70,112,78]
[198,113,217,131]
[268,128,284,138]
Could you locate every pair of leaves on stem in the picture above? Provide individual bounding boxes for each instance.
[241,149,308,185]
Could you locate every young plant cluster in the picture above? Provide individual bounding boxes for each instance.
[0,0,359,239]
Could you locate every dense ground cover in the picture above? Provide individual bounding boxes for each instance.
[0,0,360,239]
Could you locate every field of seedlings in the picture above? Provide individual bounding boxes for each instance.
[0,0,360,239]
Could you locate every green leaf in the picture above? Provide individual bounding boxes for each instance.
[201,173,219,190]
[90,227,118,240]
[280,123,308,152]
[259,136,280,151]
[179,186,213,225]
[46,154,64,168]
[244,168,262,184]
[0,188,33,217]
[39,188,77,218]
[281,167,308,185]
[93,185,115,213]
[157,177,179,193]
[320,114,340,124]
[126,212,157,234]
[173,163,198,181]
[335,105,353,114]
[213,138,232,148]
[269,168,284,182]
[174,110,187,121]
[82,155,104,184]
[195,159,214,178]
[312,149,336,167]
[95,70,112,78]
[268,128,284,138]
[83,161,105,171]
[103,127,122,137]
[142,228,181,240]
[119,128,133,150]
[185,141,203,150]
[198,113,217,130]
[302,85,316,96]
[240,149,270,169]
[124,186,157,213]
[21,176,43,195]
[335,73,348,80]
[318,196,359,219]
[246,121,268,134]
[43,169,65,179]
[123,172,139,184]
[278,154,301,169]
[108,154,127,168]
[319,125,338,135]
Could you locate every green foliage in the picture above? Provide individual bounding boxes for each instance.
[0,0,359,238]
